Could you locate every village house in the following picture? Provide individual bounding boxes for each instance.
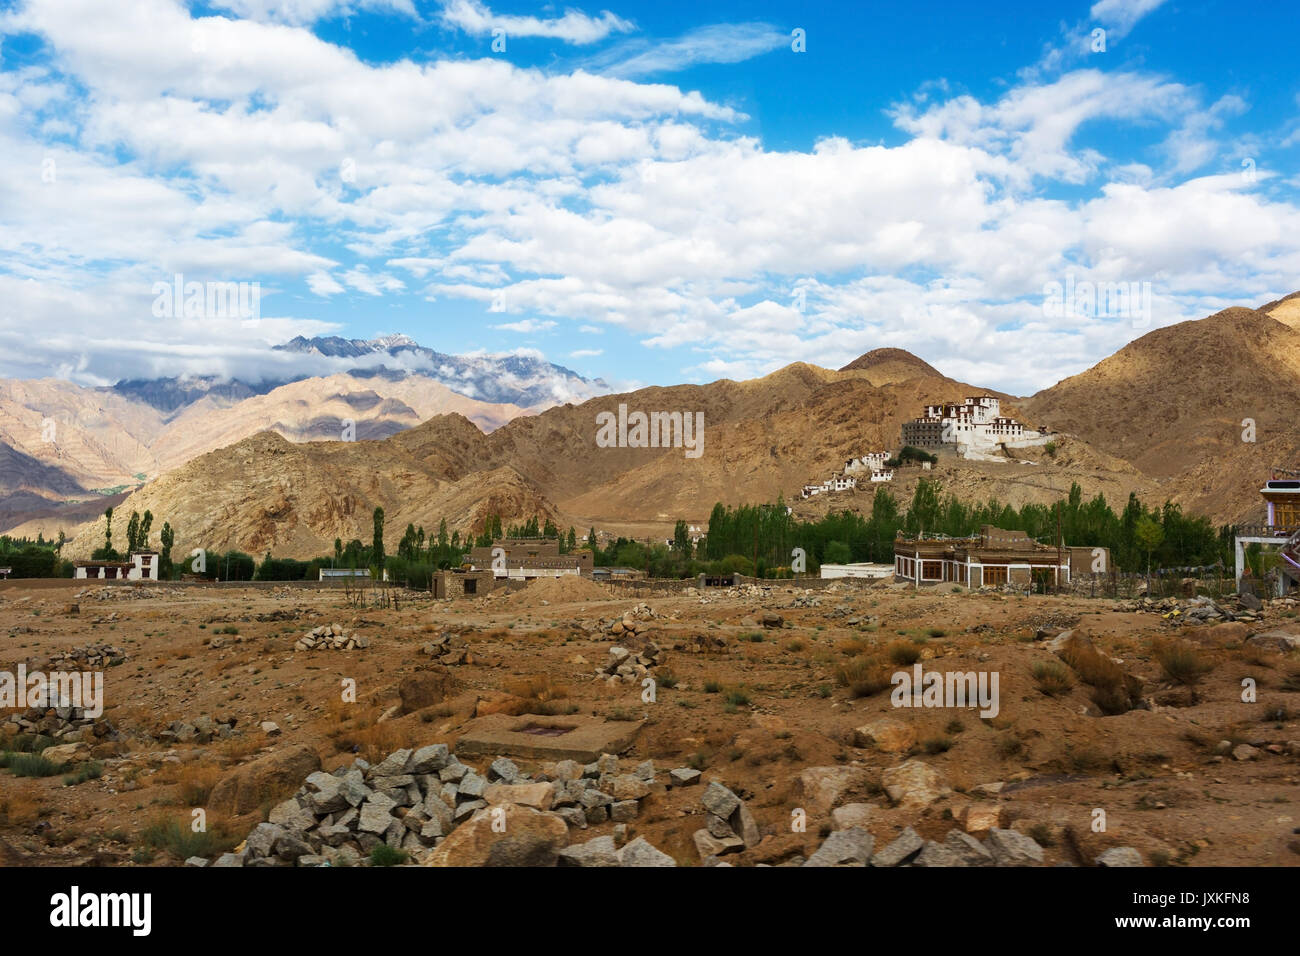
[73,551,159,581]
[801,452,894,499]
[467,536,593,581]
[893,525,1106,590]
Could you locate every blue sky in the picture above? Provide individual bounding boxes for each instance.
[1,0,1297,397]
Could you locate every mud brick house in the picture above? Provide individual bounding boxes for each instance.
[893,525,1107,589]
[432,568,496,598]
[467,536,593,581]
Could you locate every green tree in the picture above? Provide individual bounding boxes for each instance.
[139,510,153,549]
[1135,515,1164,577]
[372,507,386,573]
[126,510,140,553]
[160,522,175,577]
[103,507,114,558]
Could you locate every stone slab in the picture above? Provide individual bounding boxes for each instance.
[455,714,644,763]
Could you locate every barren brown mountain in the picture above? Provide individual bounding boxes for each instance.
[57,293,1300,558]
[1022,300,1300,523]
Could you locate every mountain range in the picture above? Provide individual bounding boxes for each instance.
[5,295,1298,559]
[0,335,607,538]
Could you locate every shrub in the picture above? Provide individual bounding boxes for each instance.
[886,640,921,666]
[1155,640,1213,686]
[1032,660,1075,697]
[369,844,408,867]
[834,655,892,698]
[921,736,953,754]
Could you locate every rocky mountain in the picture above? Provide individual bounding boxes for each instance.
[61,357,1146,559]
[0,333,610,536]
[272,334,608,408]
[1021,300,1300,523]
[43,292,1300,558]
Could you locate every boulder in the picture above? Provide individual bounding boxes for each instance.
[557,835,620,867]
[985,827,1044,866]
[852,717,916,754]
[870,827,924,867]
[831,803,874,830]
[804,828,874,867]
[425,805,568,867]
[881,759,950,810]
[619,836,677,867]
[963,801,1002,834]
[1096,846,1143,867]
[791,766,871,815]
[209,745,321,817]
[484,782,555,810]
[1246,628,1300,652]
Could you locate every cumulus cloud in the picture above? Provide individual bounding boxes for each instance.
[439,0,634,45]
[0,0,1296,398]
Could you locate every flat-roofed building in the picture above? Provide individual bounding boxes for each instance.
[893,525,1106,589]
[467,537,593,580]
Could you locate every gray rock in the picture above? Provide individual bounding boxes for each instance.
[1096,847,1143,867]
[554,806,588,829]
[669,767,702,787]
[701,781,742,819]
[693,828,743,858]
[985,827,1045,866]
[552,759,582,781]
[455,799,487,821]
[610,800,639,823]
[870,827,924,867]
[804,827,874,867]
[619,837,676,867]
[557,835,620,867]
[634,760,656,782]
[583,804,609,825]
[244,823,286,859]
[357,793,398,834]
[370,748,412,777]
[733,802,761,848]
[439,761,469,782]
[458,772,487,799]
[211,853,244,868]
[184,856,209,867]
[943,830,994,866]
[489,757,520,782]
[339,771,370,807]
[596,753,619,775]
[913,840,966,867]
[274,832,313,861]
[706,813,736,839]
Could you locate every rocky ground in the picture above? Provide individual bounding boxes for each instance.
[1,575,1297,867]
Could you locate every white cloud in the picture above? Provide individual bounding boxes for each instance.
[439,0,633,45]
[208,0,417,25]
[494,318,557,333]
[570,348,603,357]
[307,271,345,296]
[583,22,787,78]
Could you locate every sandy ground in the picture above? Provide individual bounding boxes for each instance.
[1,575,1297,867]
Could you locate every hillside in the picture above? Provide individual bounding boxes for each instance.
[62,353,1121,558]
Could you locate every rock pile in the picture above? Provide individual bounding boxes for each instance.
[597,642,662,686]
[215,748,669,867]
[294,624,370,651]
[693,781,760,859]
[157,715,238,744]
[1,705,120,746]
[418,631,470,665]
[603,604,657,638]
[30,644,127,669]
